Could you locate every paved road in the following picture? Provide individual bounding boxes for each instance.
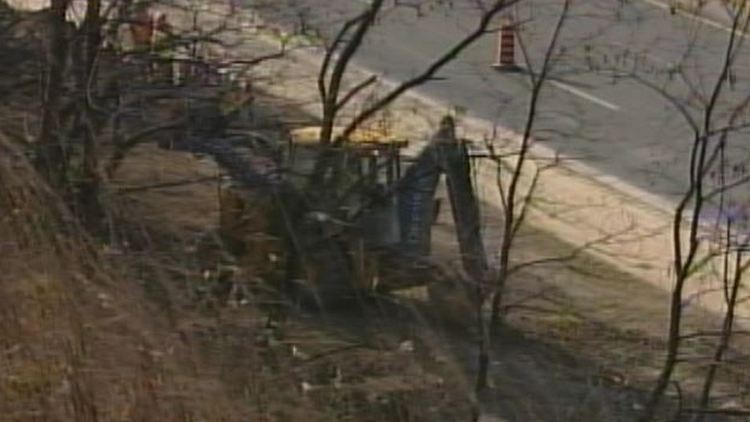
[254,0,750,210]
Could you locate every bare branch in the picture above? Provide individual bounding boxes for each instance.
[339,0,522,142]
[318,10,370,106]
[335,75,378,112]
[320,0,386,145]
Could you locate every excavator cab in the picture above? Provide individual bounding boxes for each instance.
[281,126,410,294]
[286,126,406,188]
[286,126,407,246]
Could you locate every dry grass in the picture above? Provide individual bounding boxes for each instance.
[0,134,245,421]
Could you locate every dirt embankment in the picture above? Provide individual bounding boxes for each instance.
[0,96,479,422]
[0,5,477,421]
[2,2,749,421]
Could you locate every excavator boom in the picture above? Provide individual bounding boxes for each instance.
[397,117,489,283]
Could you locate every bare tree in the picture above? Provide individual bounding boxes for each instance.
[634,3,750,420]
[317,0,386,147]
[473,0,571,391]
[72,0,104,228]
[693,209,750,421]
[308,0,522,188]
[101,0,290,179]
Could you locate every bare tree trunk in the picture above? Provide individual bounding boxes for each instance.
[307,1,385,191]
[477,0,570,391]
[36,0,72,187]
[694,146,750,418]
[695,245,744,421]
[474,299,490,392]
[318,0,384,146]
[638,6,748,419]
[76,0,104,230]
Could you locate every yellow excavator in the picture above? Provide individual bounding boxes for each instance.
[216,116,487,308]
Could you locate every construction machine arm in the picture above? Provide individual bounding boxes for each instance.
[396,116,489,283]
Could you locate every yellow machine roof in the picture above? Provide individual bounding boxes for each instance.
[289,126,407,148]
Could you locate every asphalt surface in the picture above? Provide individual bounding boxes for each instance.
[254,0,750,209]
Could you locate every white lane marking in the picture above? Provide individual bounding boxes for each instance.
[548,80,622,111]
[638,0,748,39]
